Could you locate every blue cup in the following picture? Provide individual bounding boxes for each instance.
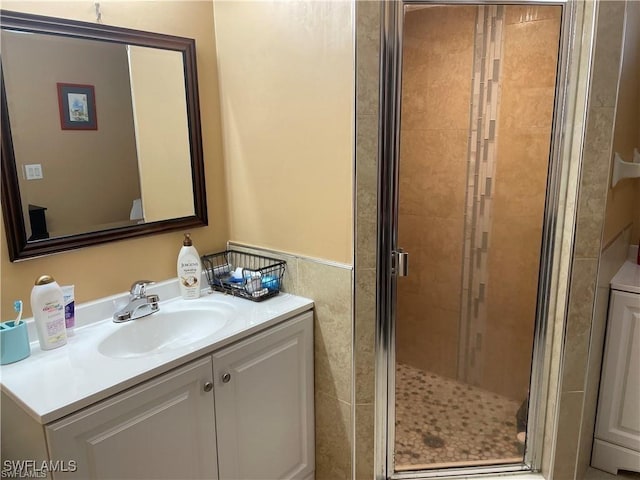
[0,321,31,365]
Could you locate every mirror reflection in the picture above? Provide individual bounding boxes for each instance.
[2,29,194,240]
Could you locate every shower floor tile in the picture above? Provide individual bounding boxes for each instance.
[395,362,524,469]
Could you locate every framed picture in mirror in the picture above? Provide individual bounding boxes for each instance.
[57,83,97,130]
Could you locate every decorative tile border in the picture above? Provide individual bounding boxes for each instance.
[460,5,505,386]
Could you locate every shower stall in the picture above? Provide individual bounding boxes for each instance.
[378,1,566,475]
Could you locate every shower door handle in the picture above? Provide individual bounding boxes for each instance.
[392,249,409,277]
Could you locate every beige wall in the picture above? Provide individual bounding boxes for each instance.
[2,32,140,237]
[0,1,228,321]
[128,46,194,222]
[396,5,474,380]
[213,0,354,265]
[212,4,355,477]
[602,0,640,246]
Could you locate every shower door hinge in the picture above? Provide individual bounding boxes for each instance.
[392,249,409,277]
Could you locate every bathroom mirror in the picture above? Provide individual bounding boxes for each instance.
[0,10,207,261]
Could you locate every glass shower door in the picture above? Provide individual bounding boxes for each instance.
[390,2,563,473]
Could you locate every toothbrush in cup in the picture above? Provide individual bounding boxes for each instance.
[13,300,23,326]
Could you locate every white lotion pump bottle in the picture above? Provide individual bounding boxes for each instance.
[31,275,67,350]
[177,233,202,300]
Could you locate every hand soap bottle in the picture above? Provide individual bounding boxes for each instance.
[177,233,202,300]
[31,275,67,350]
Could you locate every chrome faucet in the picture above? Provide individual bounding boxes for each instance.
[113,280,160,323]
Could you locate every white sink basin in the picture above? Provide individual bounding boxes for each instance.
[98,305,234,359]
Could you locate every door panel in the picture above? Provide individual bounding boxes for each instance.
[212,313,314,480]
[387,2,563,473]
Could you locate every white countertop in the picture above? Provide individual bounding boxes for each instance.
[611,247,640,294]
[0,285,313,424]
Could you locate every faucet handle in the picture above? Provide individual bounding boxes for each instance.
[130,280,154,297]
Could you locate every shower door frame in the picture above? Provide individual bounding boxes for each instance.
[375,1,574,478]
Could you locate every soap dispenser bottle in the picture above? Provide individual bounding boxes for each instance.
[177,233,202,300]
[31,275,67,350]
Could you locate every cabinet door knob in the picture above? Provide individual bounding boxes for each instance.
[222,372,231,383]
[203,381,213,392]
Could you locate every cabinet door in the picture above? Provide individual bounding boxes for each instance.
[213,311,314,480]
[46,357,217,480]
[596,290,640,451]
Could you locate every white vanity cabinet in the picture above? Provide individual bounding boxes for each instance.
[212,310,314,480]
[592,285,640,473]
[2,308,314,480]
[46,357,218,480]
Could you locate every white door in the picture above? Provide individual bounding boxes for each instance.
[596,290,640,451]
[212,312,314,480]
[46,357,217,479]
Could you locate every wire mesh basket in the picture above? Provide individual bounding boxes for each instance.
[201,250,286,302]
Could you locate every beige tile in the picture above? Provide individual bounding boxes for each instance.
[561,322,592,397]
[499,86,556,132]
[356,0,381,117]
[553,391,585,480]
[401,8,474,132]
[577,113,615,258]
[562,258,598,392]
[404,48,474,94]
[574,211,608,261]
[502,18,562,89]
[583,106,616,158]
[356,114,379,199]
[355,267,376,404]
[397,215,463,313]
[483,324,535,400]
[576,286,609,471]
[356,113,379,271]
[298,259,353,403]
[504,5,562,25]
[356,184,378,272]
[396,299,458,378]
[398,129,468,218]
[315,391,352,480]
[423,84,472,131]
[493,131,551,216]
[589,1,625,108]
[355,403,374,480]
[487,215,544,305]
[404,5,476,51]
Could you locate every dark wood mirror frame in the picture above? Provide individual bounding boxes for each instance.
[0,10,208,261]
